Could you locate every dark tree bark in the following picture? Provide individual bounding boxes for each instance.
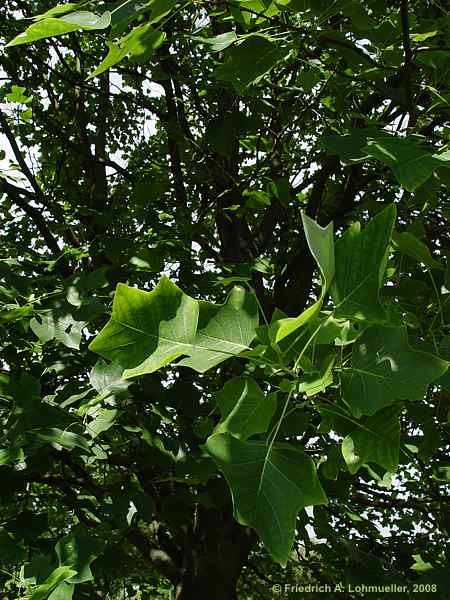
[175,507,256,600]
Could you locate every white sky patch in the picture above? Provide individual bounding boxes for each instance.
[0,62,164,179]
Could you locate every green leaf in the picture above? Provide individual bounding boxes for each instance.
[147,0,180,25]
[342,405,402,473]
[6,85,33,104]
[0,303,34,321]
[7,19,79,46]
[129,250,164,272]
[205,433,327,565]
[66,267,109,307]
[310,315,359,346]
[48,583,74,600]
[321,128,380,164]
[28,567,78,600]
[416,49,450,69]
[214,377,277,440]
[189,32,238,53]
[6,12,111,47]
[364,137,450,192]
[213,35,289,93]
[410,31,438,42]
[30,311,85,349]
[323,131,450,192]
[436,336,450,392]
[9,373,41,424]
[298,354,335,397]
[320,445,346,480]
[342,326,448,417]
[87,26,165,79]
[446,251,450,291]
[410,554,434,573]
[177,287,258,373]
[392,231,443,270]
[30,3,84,21]
[0,446,23,465]
[105,488,154,527]
[21,107,33,122]
[330,204,396,321]
[30,313,56,343]
[86,408,119,438]
[205,112,252,156]
[89,277,198,375]
[31,428,91,452]
[22,553,54,586]
[0,449,10,465]
[61,11,111,28]
[55,531,105,583]
[275,211,335,342]
[90,278,258,377]
[89,360,129,400]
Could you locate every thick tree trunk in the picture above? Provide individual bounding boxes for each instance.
[175,507,256,600]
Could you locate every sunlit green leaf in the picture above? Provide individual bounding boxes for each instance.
[275,211,335,342]
[89,360,129,400]
[177,287,258,373]
[6,85,33,104]
[6,11,111,47]
[298,354,335,396]
[86,408,119,438]
[89,278,258,377]
[48,582,74,600]
[87,26,165,79]
[30,3,83,21]
[410,554,434,573]
[188,32,238,53]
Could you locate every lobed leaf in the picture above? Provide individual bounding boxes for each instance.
[342,325,449,417]
[330,204,396,322]
[205,433,327,565]
[89,277,258,377]
[342,404,402,473]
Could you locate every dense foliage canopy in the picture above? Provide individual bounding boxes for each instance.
[0,1,449,598]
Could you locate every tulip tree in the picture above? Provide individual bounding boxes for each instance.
[0,1,449,598]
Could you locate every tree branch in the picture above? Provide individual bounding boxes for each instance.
[0,107,42,197]
[0,178,70,274]
[400,0,413,65]
[400,0,417,127]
